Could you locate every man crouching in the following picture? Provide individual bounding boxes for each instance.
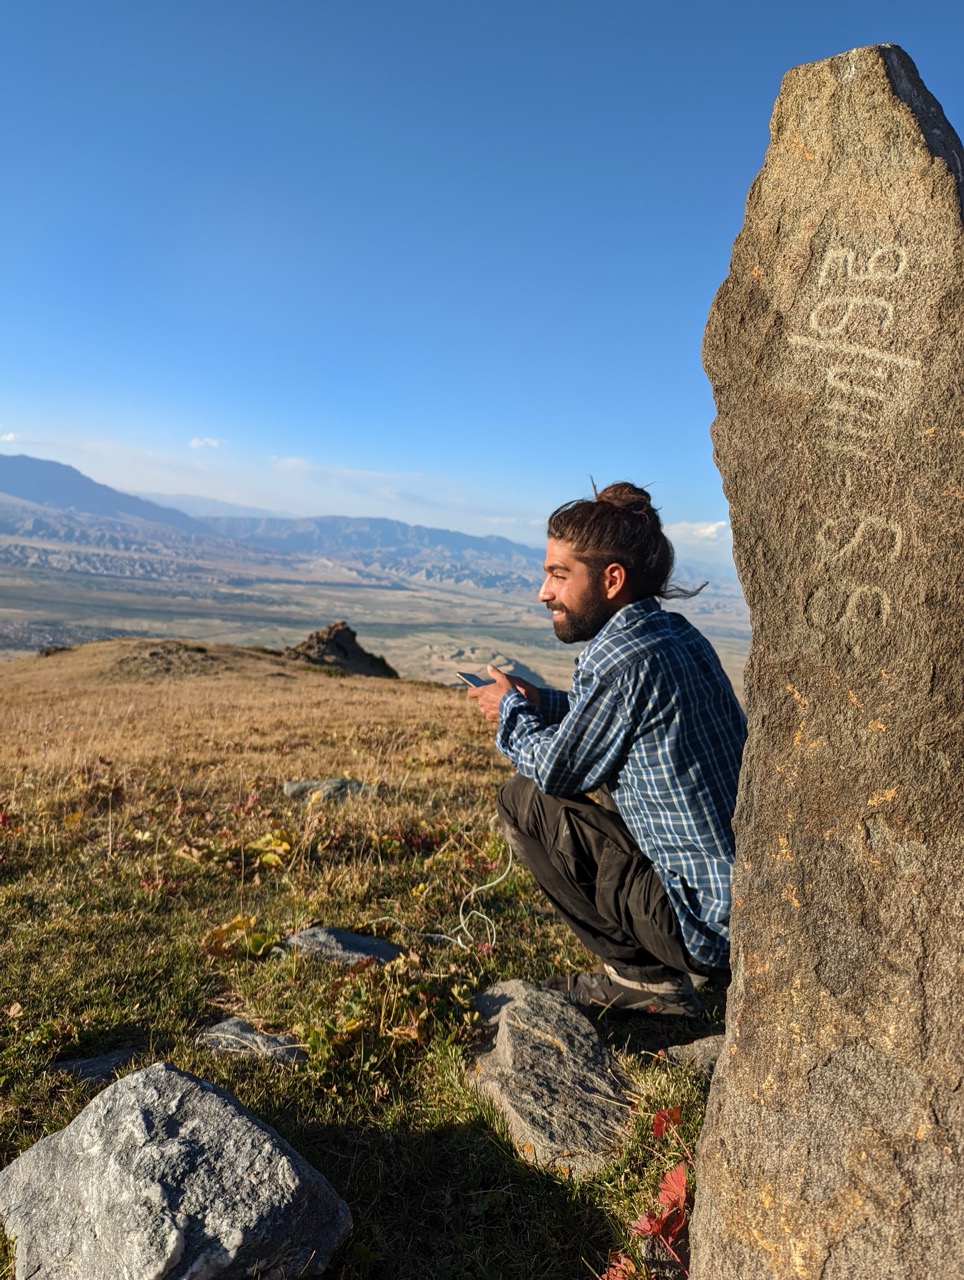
[468,482,746,1016]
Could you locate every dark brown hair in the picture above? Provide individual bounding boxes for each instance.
[546,481,702,600]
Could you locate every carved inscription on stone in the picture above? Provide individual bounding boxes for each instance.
[693,44,964,1280]
[786,242,916,645]
[791,244,917,466]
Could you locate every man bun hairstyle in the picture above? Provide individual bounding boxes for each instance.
[546,481,702,601]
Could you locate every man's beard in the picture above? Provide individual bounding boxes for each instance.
[549,598,614,644]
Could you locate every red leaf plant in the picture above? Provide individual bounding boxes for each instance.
[651,1105,695,1165]
[651,1105,682,1139]
[631,1160,692,1274]
[600,1250,643,1280]
[627,1106,697,1275]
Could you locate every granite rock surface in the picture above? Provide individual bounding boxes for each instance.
[471,979,634,1176]
[694,43,964,1280]
[0,1061,351,1279]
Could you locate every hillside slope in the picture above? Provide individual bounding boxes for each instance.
[0,639,719,1278]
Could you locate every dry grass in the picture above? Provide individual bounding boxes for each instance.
[0,638,721,1279]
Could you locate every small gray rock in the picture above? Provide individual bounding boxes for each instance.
[663,1034,725,1079]
[56,1048,137,1084]
[278,926,404,966]
[283,778,324,800]
[0,1061,351,1279]
[637,1234,688,1279]
[282,778,374,803]
[470,979,634,1176]
[196,1017,307,1062]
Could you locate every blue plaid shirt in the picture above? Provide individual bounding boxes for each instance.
[495,598,746,967]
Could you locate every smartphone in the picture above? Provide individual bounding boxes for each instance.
[456,671,491,687]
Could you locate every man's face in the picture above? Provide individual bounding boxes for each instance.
[538,537,616,644]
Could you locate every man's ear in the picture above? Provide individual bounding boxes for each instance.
[601,562,627,599]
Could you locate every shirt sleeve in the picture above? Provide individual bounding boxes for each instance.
[495,670,635,796]
[537,687,570,725]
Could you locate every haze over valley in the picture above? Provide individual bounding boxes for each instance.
[0,455,749,696]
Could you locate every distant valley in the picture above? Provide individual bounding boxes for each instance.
[0,454,750,695]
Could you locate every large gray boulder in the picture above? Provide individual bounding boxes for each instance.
[470,979,634,1176]
[0,1061,351,1279]
[693,45,964,1280]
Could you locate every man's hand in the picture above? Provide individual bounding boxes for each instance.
[467,666,540,723]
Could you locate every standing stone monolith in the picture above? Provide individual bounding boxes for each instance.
[692,45,964,1280]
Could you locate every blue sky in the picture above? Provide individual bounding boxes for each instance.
[2,2,962,560]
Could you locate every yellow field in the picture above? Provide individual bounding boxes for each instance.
[0,639,722,1279]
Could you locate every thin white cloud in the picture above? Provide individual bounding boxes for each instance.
[268,456,423,484]
[263,456,523,531]
[664,520,734,568]
[665,519,730,544]
[6,428,732,553]
[269,454,312,474]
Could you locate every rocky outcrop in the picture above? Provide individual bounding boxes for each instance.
[285,621,398,678]
[693,45,964,1280]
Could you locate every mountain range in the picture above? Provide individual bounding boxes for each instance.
[0,453,749,692]
[0,454,736,594]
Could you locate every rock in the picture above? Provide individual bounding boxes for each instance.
[470,979,634,1176]
[284,622,398,678]
[282,777,375,804]
[662,1034,724,1080]
[277,925,404,966]
[196,1017,307,1062]
[694,45,964,1280]
[55,1047,137,1084]
[0,1061,351,1278]
[636,1236,688,1280]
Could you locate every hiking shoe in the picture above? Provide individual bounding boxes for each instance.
[544,967,702,1016]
